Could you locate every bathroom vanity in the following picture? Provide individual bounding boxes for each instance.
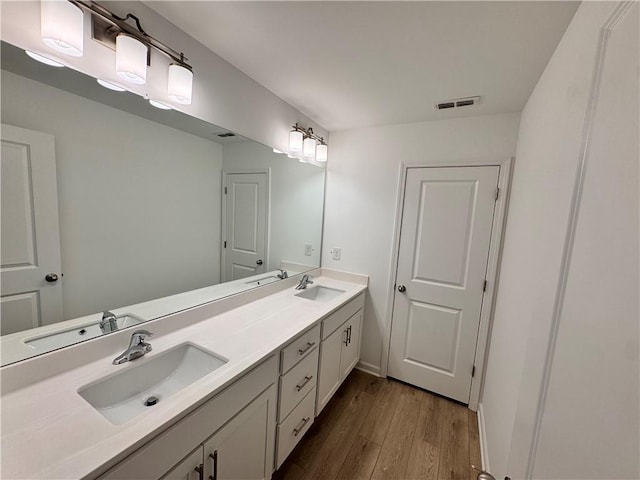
[0,269,367,480]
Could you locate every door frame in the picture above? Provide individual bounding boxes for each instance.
[382,157,514,411]
[220,169,271,282]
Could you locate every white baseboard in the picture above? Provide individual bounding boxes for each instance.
[355,360,382,377]
[478,403,490,472]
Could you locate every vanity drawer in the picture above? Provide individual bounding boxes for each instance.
[321,293,365,340]
[280,324,320,374]
[278,346,319,421]
[276,387,316,468]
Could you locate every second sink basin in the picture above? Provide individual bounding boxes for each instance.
[295,285,345,302]
[78,343,227,425]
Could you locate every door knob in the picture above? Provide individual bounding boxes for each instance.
[256,259,263,265]
[397,285,406,293]
[45,273,59,283]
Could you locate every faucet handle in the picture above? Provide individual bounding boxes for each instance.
[131,330,153,344]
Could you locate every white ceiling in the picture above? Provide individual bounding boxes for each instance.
[146,1,579,131]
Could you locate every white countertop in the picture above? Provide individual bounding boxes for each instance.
[0,272,367,480]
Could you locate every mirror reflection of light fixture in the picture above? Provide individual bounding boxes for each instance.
[316,142,328,162]
[116,34,147,85]
[25,50,65,67]
[289,129,304,155]
[167,63,193,105]
[97,79,126,91]
[41,0,84,57]
[149,99,172,110]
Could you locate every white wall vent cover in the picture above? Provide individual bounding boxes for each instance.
[435,96,481,110]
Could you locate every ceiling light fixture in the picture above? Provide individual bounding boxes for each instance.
[25,50,65,67]
[41,0,84,57]
[290,123,329,163]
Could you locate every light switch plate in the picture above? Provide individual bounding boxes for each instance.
[304,244,313,256]
[331,247,341,261]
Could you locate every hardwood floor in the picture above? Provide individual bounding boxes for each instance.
[274,370,482,480]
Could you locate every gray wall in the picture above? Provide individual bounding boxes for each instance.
[2,70,223,320]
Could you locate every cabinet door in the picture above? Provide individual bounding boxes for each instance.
[340,310,363,380]
[203,385,276,480]
[160,447,203,480]
[316,324,346,415]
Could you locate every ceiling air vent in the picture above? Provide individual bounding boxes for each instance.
[217,132,236,138]
[435,96,481,110]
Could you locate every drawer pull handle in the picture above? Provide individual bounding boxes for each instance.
[208,451,218,480]
[347,325,352,344]
[298,342,315,355]
[293,417,310,436]
[194,464,204,480]
[344,328,349,346]
[295,375,313,391]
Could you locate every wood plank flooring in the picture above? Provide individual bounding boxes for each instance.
[274,370,482,480]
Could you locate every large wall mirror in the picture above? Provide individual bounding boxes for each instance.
[0,41,325,366]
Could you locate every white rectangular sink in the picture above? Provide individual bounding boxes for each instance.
[78,343,228,425]
[25,314,145,351]
[295,285,345,302]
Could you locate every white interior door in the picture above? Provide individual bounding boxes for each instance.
[1,124,63,335]
[388,166,499,403]
[223,172,268,281]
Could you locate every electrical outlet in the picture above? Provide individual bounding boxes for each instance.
[304,244,313,256]
[331,247,341,261]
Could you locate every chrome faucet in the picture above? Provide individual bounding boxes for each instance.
[277,269,288,279]
[295,274,314,290]
[100,311,118,333]
[112,330,154,365]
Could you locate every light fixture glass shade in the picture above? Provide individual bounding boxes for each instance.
[289,130,303,154]
[303,137,317,160]
[316,143,328,162]
[25,50,65,67]
[116,35,147,85]
[168,64,193,104]
[41,0,84,57]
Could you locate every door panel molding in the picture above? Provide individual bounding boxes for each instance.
[382,157,514,411]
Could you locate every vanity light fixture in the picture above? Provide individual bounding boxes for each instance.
[60,1,194,103]
[290,123,329,163]
[96,79,127,91]
[116,34,147,85]
[41,0,84,57]
[25,50,65,67]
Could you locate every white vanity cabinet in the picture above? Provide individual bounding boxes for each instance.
[316,293,365,415]
[100,357,278,480]
[275,324,320,468]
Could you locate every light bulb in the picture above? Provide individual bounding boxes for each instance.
[41,0,84,57]
[289,130,303,154]
[316,143,328,162]
[116,34,147,85]
[303,137,316,160]
[167,64,193,105]
[25,50,64,67]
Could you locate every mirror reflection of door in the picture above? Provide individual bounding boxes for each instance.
[1,124,63,335]
[222,171,270,281]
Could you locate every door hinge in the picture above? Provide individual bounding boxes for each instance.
[495,187,500,200]
[224,186,227,194]
[472,365,476,377]
[223,241,227,248]
[483,280,488,292]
